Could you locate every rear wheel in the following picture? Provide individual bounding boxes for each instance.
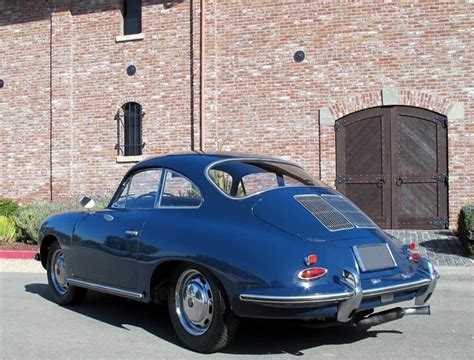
[168,264,239,353]
[47,241,87,305]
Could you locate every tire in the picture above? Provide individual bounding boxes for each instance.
[168,264,239,353]
[47,241,87,305]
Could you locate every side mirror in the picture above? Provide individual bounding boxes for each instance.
[79,196,95,209]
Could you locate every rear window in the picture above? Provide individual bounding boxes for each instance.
[208,160,327,198]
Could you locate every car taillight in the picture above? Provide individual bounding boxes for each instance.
[298,267,328,281]
[410,253,421,262]
[304,254,318,266]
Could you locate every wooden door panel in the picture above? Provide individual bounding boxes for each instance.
[336,108,391,228]
[399,117,437,174]
[345,183,384,221]
[391,107,448,229]
[345,117,383,175]
[335,106,448,229]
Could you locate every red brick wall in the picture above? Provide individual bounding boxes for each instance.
[0,0,472,227]
[203,0,473,226]
[0,0,52,203]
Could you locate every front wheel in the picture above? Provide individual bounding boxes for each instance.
[168,265,239,353]
[46,241,87,305]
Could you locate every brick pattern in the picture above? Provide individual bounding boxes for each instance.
[0,1,472,229]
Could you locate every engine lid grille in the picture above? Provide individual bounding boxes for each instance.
[294,195,354,231]
[294,194,377,232]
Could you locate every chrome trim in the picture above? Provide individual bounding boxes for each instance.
[239,291,354,305]
[352,243,398,272]
[68,278,144,300]
[297,267,328,281]
[204,157,326,201]
[337,267,363,322]
[239,277,434,307]
[157,169,203,209]
[415,258,438,305]
[362,278,431,297]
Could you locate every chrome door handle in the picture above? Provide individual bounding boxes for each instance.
[125,230,139,237]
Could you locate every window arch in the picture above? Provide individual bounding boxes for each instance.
[116,102,143,156]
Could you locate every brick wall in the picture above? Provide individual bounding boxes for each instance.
[0,0,472,227]
[0,0,52,202]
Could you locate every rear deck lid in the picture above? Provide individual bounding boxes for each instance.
[252,187,379,242]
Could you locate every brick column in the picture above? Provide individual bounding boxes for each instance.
[318,108,336,188]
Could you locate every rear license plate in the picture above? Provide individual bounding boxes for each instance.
[353,244,397,272]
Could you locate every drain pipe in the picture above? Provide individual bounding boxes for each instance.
[199,0,206,152]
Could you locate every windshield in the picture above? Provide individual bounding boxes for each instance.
[208,159,327,198]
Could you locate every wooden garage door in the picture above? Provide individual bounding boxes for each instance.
[335,106,448,229]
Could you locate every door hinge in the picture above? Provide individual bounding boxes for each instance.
[433,173,448,183]
[430,218,448,229]
[335,121,344,132]
[336,175,351,184]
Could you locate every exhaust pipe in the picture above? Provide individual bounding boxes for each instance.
[356,306,430,328]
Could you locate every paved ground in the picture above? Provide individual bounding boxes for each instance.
[385,230,472,266]
[1,268,473,360]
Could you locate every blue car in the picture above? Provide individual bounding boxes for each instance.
[37,152,438,353]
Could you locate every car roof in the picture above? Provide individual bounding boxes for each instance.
[132,151,298,173]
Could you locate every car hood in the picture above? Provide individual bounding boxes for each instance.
[251,187,386,243]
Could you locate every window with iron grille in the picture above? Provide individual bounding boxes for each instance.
[123,0,142,35]
[115,102,144,156]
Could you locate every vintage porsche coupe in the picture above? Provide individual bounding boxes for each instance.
[37,152,438,353]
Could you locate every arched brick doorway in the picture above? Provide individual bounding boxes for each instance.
[335,106,448,229]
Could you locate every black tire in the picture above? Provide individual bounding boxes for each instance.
[168,264,239,353]
[46,241,87,305]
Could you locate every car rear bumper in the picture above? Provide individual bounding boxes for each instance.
[238,258,438,322]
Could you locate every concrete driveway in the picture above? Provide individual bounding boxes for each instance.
[1,268,473,359]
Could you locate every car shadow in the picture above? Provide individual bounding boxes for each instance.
[25,283,402,356]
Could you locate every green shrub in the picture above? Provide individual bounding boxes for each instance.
[93,194,112,209]
[0,199,20,217]
[12,200,80,244]
[458,205,474,258]
[0,215,16,244]
[12,196,111,244]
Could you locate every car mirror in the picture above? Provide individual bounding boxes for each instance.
[79,196,95,209]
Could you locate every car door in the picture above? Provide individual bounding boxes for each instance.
[71,168,163,289]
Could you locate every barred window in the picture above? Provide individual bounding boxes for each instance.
[116,102,144,156]
[123,0,142,35]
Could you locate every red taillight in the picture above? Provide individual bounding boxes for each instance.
[410,253,421,262]
[298,267,328,280]
[304,254,318,266]
[409,242,416,251]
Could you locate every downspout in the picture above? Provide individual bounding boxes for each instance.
[49,6,53,201]
[199,0,205,151]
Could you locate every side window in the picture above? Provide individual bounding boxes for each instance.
[112,180,130,209]
[241,172,278,196]
[160,171,202,208]
[208,169,233,195]
[112,169,162,209]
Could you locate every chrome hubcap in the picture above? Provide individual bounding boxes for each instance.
[51,249,68,295]
[175,269,213,336]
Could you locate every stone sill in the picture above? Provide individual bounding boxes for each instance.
[116,155,145,163]
[115,33,145,43]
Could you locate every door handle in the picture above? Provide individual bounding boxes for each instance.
[125,230,139,238]
[396,177,404,186]
[376,178,385,188]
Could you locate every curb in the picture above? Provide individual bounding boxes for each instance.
[0,250,38,260]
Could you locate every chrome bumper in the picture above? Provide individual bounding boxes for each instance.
[239,258,438,322]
